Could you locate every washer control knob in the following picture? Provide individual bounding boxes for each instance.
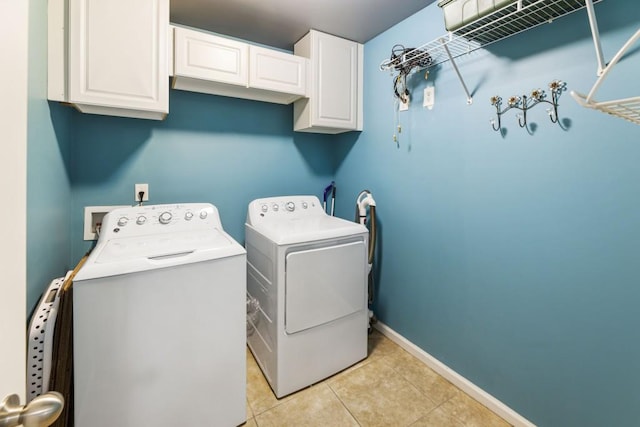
[117,217,129,227]
[159,211,172,224]
[302,201,308,209]
[199,210,208,220]
[261,204,268,213]
[286,201,295,212]
[272,203,279,212]
[184,211,194,221]
[136,216,147,225]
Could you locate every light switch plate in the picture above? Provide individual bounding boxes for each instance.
[423,86,435,109]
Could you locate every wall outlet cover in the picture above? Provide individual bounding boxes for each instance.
[134,183,149,202]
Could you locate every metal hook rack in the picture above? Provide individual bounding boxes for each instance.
[490,80,566,131]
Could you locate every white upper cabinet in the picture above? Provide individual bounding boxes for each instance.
[172,26,306,105]
[48,0,169,120]
[248,45,307,103]
[173,26,248,89]
[293,30,363,134]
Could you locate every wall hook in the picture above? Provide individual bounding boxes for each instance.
[490,80,566,131]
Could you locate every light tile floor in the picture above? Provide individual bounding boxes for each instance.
[244,330,512,427]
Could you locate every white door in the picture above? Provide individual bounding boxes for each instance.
[285,241,366,334]
[1,6,64,424]
[0,0,28,403]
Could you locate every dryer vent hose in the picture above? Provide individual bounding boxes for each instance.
[356,190,377,309]
[366,207,376,265]
[355,190,377,265]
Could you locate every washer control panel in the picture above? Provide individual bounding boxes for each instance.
[101,203,222,239]
[247,195,324,226]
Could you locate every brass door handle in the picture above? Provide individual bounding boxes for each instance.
[0,392,64,427]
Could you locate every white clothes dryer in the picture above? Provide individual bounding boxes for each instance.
[245,195,369,398]
[73,203,246,427]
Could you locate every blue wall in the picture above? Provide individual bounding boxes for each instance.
[334,2,640,426]
[27,0,73,314]
[68,90,338,261]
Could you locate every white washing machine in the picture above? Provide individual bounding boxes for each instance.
[245,195,369,398]
[73,203,246,427]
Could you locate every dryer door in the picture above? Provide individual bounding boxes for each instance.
[285,241,366,334]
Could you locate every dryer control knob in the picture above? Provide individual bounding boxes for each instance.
[136,216,147,225]
[302,202,308,209]
[117,217,129,227]
[199,210,208,219]
[159,211,172,224]
[261,204,268,213]
[272,203,279,212]
[184,211,194,221]
[286,202,295,212]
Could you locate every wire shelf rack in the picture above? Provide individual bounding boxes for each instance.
[571,29,640,126]
[572,95,640,125]
[453,0,602,45]
[380,0,603,73]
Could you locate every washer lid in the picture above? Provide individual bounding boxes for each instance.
[96,229,238,263]
[74,228,246,281]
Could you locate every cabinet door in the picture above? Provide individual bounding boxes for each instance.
[174,26,248,87]
[68,0,169,118]
[312,31,361,130]
[249,45,306,97]
[294,30,363,134]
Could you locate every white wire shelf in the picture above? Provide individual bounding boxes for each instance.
[380,0,603,73]
[571,94,640,125]
[571,29,640,126]
[453,0,603,45]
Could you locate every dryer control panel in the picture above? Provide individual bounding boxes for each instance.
[247,196,324,225]
[100,203,223,239]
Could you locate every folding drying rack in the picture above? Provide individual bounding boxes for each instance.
[570,6,640,127]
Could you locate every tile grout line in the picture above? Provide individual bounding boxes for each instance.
[374,322,530,427]
[247,331,508,427]
[426,399,469,427]
[377,353,446,426]
[326,379,363,426]
[375,343,508,427]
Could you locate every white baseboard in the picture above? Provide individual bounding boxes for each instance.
[374,321,536,427]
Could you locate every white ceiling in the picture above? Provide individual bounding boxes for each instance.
[170,0,436,50]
